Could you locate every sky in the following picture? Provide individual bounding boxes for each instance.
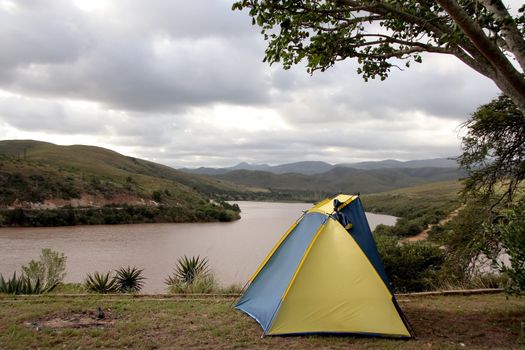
[0,0,509,168]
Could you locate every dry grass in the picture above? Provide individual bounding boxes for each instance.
[0,294,524,349]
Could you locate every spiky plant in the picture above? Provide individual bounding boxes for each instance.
[84,272,118,294]
[114,266,145,293]
[165,255,215,293]
[0,272,57,295]
[170,255,209,284]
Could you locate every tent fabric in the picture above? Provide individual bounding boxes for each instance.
[235,194,412,338]
[338,198,392,291]
[235,211,328,332]
[267,218,409,336]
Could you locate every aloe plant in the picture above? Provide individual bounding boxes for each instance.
[168,255,210,284]
[0,272,57,295]
[84,272,118,294]
[114,266,145,293]
[165,256,217,293]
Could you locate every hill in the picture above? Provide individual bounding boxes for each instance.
[0,140,261,226]
[211,166,464,197]
[182,157,458,176]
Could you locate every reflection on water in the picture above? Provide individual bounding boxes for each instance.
[0,201,396,293]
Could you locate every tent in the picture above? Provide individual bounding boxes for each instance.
[235,194,413,338]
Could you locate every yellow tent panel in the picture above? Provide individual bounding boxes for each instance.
[268,218,410,337]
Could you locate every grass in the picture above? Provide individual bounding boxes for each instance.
[362,180,462,218]
[0,294,523,349]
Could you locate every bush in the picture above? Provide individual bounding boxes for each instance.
[165,255,218,293]
[84,272,118,294]
[0,272,57,295]
[114,266,145,293]
[376,235,446,292]
[21,248,66,290]
[166,274,218,294]
[495,201,525,294]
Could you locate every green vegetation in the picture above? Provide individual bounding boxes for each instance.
[0,294,523,349]
[363,180,461,237]
[165,256,218,294]
[232,0,525,115]
[0,140,245,226]
[84,272,119,294]
[215,167,462,200]
[0,272,57,295]
[0,203,240,227]
[85,267,146,294]
[21,249,66,290]
[454,95,525,294]
[376,235,446,293]
[114,266,145,293]
[493,203,525,294]
[0,249,66,295]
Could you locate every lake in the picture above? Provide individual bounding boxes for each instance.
[0,201,396,293]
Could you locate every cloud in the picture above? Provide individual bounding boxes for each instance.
[0,0,503,168]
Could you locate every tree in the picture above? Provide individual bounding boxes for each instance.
[232,0,525,115]
[458,95,525,293]
[459,94,525,205]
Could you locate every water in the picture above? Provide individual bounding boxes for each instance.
[0,201,396,293]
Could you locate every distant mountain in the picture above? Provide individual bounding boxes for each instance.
[213,166,464,195]
[181,157,458,176]
[337,157,458,170]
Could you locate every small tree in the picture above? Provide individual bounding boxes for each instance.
[22,248,67,290]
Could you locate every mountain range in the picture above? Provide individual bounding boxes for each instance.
[181,157,459,176]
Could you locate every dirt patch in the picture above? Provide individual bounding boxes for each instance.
[24,308,118,330]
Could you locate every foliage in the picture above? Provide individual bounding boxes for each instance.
[21,248,66,290]
[494,201,525,294]
[366,181,460,237]
[0,203,241,227]
[232,0,525,113]
[114,266,146,293]
[375,234,446,292]
[84,272,119,294]
[167,256,210,284]
[456,95,525,293]
[165,256,217,293]
[166,274,218,294]
[50,282,85,294]
[0,272,57,295]
[459,94,525,205]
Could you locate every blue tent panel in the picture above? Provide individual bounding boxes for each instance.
[235,212,327,332]
[339,198,392,290]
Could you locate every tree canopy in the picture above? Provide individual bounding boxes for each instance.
[232,0,525,114]
[459,94,525,205]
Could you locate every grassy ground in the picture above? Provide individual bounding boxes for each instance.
[0,294,523,349]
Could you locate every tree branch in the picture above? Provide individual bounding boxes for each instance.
[435,0,525,104]
[477,0,525,72]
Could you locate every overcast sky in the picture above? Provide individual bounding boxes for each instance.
[0,0,509,168]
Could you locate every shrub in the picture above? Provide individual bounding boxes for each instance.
[0,272,57,295]
[166,274,218,294]
[495,201,525,294]
[21,248,66,290]
[84,272,118,294]
[376,234,446,292]
[165,255,217,293]
[114,266,145,293]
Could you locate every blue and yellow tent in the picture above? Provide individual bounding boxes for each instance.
[236,194,413,338]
